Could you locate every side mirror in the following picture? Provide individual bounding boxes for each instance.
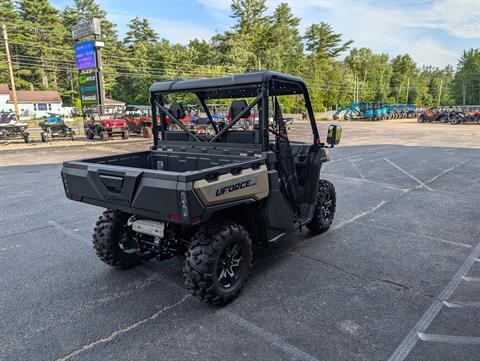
[326,125,342,147]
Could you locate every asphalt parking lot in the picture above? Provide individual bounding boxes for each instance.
[1,123,479,361]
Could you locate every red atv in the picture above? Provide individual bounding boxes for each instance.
[84,105,129,141]
[463,110,480,124]
[417,107,449,123]
[125,105,153,138]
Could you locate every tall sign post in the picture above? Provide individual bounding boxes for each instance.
[72,18,104,115]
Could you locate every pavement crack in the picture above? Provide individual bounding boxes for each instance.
[0,225,54,241]
[290,251,410,291]
[54,294,190,361]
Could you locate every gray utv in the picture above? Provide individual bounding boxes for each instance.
[61,71,341,306]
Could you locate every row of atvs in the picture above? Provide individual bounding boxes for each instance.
[0,112,75,143]
[417,107,480,125]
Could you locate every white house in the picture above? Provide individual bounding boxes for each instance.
[0,84,63,118]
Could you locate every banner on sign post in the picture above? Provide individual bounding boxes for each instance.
[79,71,99,108]
[75,41,96,70]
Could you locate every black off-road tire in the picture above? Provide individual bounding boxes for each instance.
[122,130,129,139]
[450,117,461,125]
[143,127,152,138]
[417,116,425,123]
[307,179,336,234]
[100,131,109,141]
[184,221,252,306]
[93,210,142,269]
[86,129,95,140]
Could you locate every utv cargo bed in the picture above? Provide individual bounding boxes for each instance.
[61,142,269,224]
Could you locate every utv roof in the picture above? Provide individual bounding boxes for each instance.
[149,71,306,94]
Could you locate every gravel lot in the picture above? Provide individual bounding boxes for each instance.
[1,120,479,361]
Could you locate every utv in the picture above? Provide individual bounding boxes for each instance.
[125,105,154,138]
[61,71,341,306]
[84,105,129,141]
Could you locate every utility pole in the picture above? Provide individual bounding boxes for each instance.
[437,78,443,107]
[353,73,356,102]
[2,23,20,118]
[405,77,410,104]
[357,78,360,102]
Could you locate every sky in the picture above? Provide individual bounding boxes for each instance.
[50,0,480,68]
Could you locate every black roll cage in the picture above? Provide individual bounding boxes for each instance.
[149,73,320,151]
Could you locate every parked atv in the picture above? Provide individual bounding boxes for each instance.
[39,114,76,142]
[449,110,466,125]
[417,107,449,123]
[462,110,480,124]
[0,111,30,143]
[61,71,341,306]
[84,106,129,141]
[125,105,153,138]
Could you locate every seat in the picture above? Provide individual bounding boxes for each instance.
[229,100,251,120]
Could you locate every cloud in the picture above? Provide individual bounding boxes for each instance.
[289,0,477,66]
[193,0,477,66]
[195,0,231,11]
[107,12,215,44]
[409,39,459,67]
[150,20,215,44]
[414,0,480,39]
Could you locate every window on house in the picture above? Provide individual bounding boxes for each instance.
[33,104,37,111]
[48,104,52,111]
[38,103,47,111]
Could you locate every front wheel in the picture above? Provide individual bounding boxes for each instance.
[86,129,95,140]
[307,179,336,234]
[184,221,252,306]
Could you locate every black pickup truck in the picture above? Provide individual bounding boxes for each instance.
[61,71,341,305]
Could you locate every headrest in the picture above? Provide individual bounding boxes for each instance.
[229,100,250,120]
[169,103,185,120]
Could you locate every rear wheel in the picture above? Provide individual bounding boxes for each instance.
[417,115,425,123]
[450,117,461,125]
[307,179,336,234]
[23,132,31,144]
[142,127,152,138]
[184,221,252,306]
[93,210,142,269]
[70,130,76,141]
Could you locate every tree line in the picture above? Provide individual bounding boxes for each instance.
[0,0,479,112]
